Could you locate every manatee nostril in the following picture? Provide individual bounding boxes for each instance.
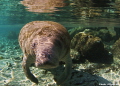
[36,59,42,66]
[40,52,52,59]
[41,53,46,58]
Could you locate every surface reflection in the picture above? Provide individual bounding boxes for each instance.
[0,0,120,26]
[20,0,68,13]
[70,0,116,19]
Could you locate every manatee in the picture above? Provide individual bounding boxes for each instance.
[18,21,72,85]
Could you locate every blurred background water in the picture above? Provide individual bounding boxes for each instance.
[0,0,120,36]
[0,0,120,86]
[0,0,120,25]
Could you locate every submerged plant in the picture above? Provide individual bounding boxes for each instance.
[71,32,113,64]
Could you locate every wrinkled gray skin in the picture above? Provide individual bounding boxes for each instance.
[19,21,72,85]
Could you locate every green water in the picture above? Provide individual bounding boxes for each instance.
[0,0,120,86]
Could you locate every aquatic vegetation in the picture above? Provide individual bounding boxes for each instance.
[111,38,120,58]
[68,26,84,39]
[70,0,115,19]
[114,0,120,10]
[71,32,113,64]
[69,27,116,43]
[83,28,116,43]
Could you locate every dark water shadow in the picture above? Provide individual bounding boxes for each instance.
[46,64,113,86]
[72,49,114,64]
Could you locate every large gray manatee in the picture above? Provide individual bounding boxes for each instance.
[18,21,72,85]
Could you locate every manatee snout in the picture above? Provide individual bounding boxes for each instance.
[30,37,60,69]
[35,51,59,68]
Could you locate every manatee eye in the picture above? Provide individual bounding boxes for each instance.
[31,43,37,48]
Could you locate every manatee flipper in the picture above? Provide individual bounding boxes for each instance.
[22,56,38,84]
[57,53,72,85]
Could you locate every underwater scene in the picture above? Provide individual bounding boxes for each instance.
[0,0,120,86]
